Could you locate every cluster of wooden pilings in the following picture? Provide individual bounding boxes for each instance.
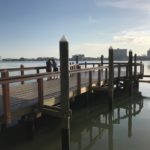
[59,36,143,149]
[0,36,144,150]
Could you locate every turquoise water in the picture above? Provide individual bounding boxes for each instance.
[0,61,150,150]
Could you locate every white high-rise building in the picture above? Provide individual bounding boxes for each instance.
[147,49,150,57]
[113,48,127,60]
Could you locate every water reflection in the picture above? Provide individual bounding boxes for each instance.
[0,91,144,150]
[70,92,143,150]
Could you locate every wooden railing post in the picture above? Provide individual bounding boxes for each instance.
[108,47,114,106]
[134,54,137,82]
[85,62,87,69]
[101,55,104,66]
[117,64,121,88]
[97,63,101,86]
[118,64,121,80]
[59,36,70,150]
[76,56,79,64]
[1,70,11,127]
[105,68,108,84]
[89,71,92,91]
[142,64,144,76]
[69,62,71,71]
[37,68,40,74]
[126,65,129,79]
[20,64,24,84]
[37,78,44,109]
[71,62,74,70]
[93,63,95,68]
[101,55,104,74]
[77,66,81,95]
[140,61,142,75]
[129,50,133,96]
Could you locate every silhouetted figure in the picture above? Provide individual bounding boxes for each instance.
[51,58,58,72]
[46,59,52,72]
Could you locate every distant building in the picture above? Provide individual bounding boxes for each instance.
[71,54,85,60]
[147,49,150,57]
[113,48,127,60]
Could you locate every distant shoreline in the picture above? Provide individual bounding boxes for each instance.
[1,58,150,62]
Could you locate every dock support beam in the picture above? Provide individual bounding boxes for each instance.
[1,70,11,129]
[129,50,133,96]
[37,78,44,109]
[20,65,24,84]
[108,47,114,110]
[60,36,71,150]
[76,56,79,64]
[134,54,138,86]
[101,55,104,66]
[101,55,104,77]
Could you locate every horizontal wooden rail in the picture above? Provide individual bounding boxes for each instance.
[143,75,150,77]
[0,63,143,85]
[79,62,142,66]
[0,66,46,72]
[0,64,79,73]
[0,62,141,73]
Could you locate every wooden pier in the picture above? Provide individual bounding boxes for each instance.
[0,37,144,149]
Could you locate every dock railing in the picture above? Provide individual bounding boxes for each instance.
[0,60,143,126]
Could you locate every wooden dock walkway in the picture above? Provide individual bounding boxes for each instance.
[0,62,143,120]
[0,37,144,150]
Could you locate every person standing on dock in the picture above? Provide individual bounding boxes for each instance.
[51,58,58,79]
[46,59,52,72]
[51,58,58,72]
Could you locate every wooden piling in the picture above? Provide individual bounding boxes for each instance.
[134,54,137,82]
[101,55,104,76]
[117,64,121,88]
[101,55,104,66]
[77,66,81,95]
[37,78,44,109]
[76,56,79,64]
[85,62,87,69]
[37,68,40,74]
[129,50,133,96]
[1,70,11,127]
[140,61,142,75]
[93,63,95,68]
[89,71,92,91]
[108,47,114,109]
[105,68,108,84]
[20,64,24,84]
[126,65,129,79]
[142,64,144,76]
[97,63,101,86]
[59,36,70,150]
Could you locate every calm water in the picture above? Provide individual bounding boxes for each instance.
[0,61,150,150]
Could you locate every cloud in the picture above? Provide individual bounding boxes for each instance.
[113,29,150,45]
[95,0,150,12]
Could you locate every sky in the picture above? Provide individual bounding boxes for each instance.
[1,0,150,58]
